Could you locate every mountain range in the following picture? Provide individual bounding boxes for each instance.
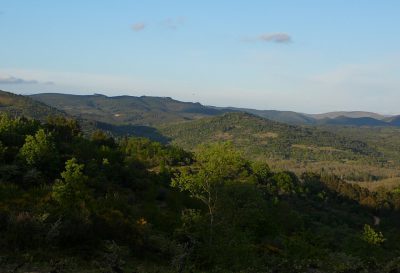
[30,92,400,127]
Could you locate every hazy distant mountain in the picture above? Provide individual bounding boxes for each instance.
[386,116,400,126]
[218,108,397,127]
[310,111,387,120]
[317,116,389,126]
[30,93,226,126]
[0,90,66,120]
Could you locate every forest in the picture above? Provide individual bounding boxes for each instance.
[2,114,400,272]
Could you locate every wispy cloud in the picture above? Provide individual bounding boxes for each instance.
[131,22,146,32]
[0,76,54,85]
[259,33,292,43]
[161,17,185,30]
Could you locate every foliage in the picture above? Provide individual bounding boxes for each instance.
[1,115,400,272]
[19,129,59,173]
[362,224,385,245]
[52,158,90,214]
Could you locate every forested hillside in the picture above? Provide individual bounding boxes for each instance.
[160,112,380,160]
[2,114,400,272]
[160,112,400,181]
[30,93,226,126]
[0,90,66,121]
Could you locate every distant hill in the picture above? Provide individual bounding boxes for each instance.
[317,116,389,126]
[30,92,399,128]
[215,107,316,125]
[217,107,397,127]
[159,112,381,162]
[30,93,226,126]
[385,116,400,126]
[0,90,66,120]
[310,111,387,120]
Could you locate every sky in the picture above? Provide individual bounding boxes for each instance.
[0,0,399,114]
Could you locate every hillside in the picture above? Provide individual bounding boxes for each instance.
[30,93,226,126]
[215,106,316,125]
[160,113,400,181]
[160,112,380,161]
[0,90,66,120]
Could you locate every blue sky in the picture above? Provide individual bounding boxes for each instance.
[0,0,399,113]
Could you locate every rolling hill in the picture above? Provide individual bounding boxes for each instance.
[30,92,400,127]
[159,112,381,161]
[214,106,316,125]
[0,90,66,120]
[30,93,226,126]
[309,111,387,120]
[317,116,389,126]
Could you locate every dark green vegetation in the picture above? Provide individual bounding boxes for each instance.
[3,114,400,272]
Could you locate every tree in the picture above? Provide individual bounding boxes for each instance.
[172,142,250,244]
[45,116,81,142]
[52,158,90,213]
[19,129,59,174]
[362,224,385,245]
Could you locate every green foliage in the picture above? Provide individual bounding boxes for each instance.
[0,114,40,148]
[19,129,59,173]
[172,142,250,217]
[2,115,400,272]
[52,158,89,213]
[362,224,385,245]
[121,137,191,168]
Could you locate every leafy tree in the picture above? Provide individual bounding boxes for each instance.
[52,158,90,213]
[19,129,59,174]
[172,142,250,244]
[45,116,81,142]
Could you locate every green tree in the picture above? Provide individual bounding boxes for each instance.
[172,142,250,244]
[19,129,59,173]
[52,158,90,214]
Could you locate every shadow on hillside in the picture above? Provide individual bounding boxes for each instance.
[94,122,171,144]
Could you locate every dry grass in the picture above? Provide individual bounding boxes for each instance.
[254,132,279,139]
[214,132,233,141]
[291,144,342,152]
[350,177,400,191]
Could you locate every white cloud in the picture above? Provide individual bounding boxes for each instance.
[0,76,39,84]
